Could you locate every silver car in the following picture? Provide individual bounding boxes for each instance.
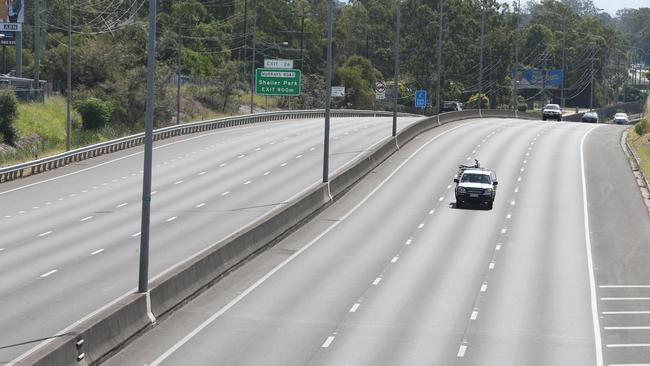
[613,113,630,124]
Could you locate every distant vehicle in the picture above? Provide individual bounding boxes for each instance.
[542,104,562,121]
[440,101,463,113]
[454,160,498,210]
[581,111,599,123]
[613,113,630,124]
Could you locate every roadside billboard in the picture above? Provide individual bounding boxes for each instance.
[513,68,563,90]
[0,0,24,45]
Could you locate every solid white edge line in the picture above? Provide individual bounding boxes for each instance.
[606,344,650,348]
[603,311,650,315]
[581,124,603,366]
[600,285,650,288]
[147,122,471,366]
[604,326,650,330]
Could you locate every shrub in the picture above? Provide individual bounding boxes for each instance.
[635,120,647,136]
[74,97,112,130]
[517,103,527,112]
[0,87,18,146]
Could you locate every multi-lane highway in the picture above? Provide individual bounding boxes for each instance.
[103,118,650,365]
[0,116,423,362]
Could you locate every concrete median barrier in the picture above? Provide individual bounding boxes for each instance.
[17,293,150,366]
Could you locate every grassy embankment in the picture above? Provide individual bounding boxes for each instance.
[1,92,268,168]
[628,98,650,179]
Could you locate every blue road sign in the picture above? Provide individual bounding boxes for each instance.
[415,90,427,108]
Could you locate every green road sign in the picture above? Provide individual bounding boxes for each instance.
[256,68,302,96]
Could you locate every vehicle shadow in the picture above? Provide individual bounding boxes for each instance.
[452,202,492,210]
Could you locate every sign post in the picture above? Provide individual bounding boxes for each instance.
[255,68,302,96]
[375,81,386,100]
[415,90,427,109]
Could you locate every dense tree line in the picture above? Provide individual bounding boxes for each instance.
[6,0,650,129]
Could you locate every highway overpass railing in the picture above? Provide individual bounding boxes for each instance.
[0,109,420,184]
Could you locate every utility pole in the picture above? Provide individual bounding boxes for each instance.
[33,0,43,89]
[242,0,247,67]
[16,30,22,77]
[299,15,305,70]
[478,0,485,111]
[250,0,256,114]
[589,57,597,110]
[139,0,157,294]
[435,0,444,115]
[323,0,333,183]
[392,0,400,137]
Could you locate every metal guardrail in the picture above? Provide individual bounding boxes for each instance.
[0,109,421,183]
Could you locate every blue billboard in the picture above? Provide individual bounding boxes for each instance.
[513,68,563,90]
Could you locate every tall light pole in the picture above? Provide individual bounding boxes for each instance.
[392,0,400,137]
[323,0,333,183]
[176,0,182,125]
[138,0,157,293]
[435,0,444,117]
[66,0,72,151]
[478,0,485,111]
[250,0,257,114]
[513,0,520,112]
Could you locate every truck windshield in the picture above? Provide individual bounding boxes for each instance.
[461,173,491,184]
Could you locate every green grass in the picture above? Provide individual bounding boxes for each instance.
[629,98,650,180]
[16,96,69,149]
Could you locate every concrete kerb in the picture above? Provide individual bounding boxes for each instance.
[16,111,539,365]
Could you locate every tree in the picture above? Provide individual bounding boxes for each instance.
[0,87,18,146]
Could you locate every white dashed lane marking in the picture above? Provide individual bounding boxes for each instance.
[222,191,230,196]
[131,232,141,237]
[349,303,361,313]
[196,203,206,208]
[38,231,53,238]
[244,181,252,185]
[480,283,488,292]
[457,344,468,357]
[471,311,479,320]
[166,216,177,222]
[198,171,207,176]
[391,256,399,263]
[81,216,93,222]
[174,180,183,185]
[372,277,382,285]
[117,203,128,208]
[281,163,288,167]
[90,249,104,256]
[40,270,57,278]
[263,171,271,176]
[322,336,335,348]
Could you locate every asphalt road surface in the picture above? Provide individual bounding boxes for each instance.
[0,116,423,363]
[105,118,650,366]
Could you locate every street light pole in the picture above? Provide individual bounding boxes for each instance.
[66,0,71,151]
[176,0,182,125]
[392,0,400,137]
[435,0,444,117]
[138,0,157,294]
[323,0,333,183]
[513,0,520,112]
[478,0,485,112]
[250,0,257,114]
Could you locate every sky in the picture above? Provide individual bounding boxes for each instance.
[592,0,648,16]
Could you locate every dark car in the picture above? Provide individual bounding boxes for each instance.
[581,111,599,123]
[542,104,562,121]
[440,101,463,113]
[454,163,498,209]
